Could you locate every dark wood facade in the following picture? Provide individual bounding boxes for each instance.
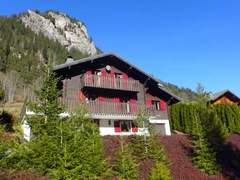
[54,53,180,120]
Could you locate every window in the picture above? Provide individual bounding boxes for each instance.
[152,100,160,110]
[121,121,131,132]
[115,73,122,88]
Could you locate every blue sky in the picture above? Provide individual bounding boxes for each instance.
[1,0,240,95]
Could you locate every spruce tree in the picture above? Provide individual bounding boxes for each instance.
[113,143,138,180]
[0,66,109,179]
[149,161,171,180]
[192,112,218,175]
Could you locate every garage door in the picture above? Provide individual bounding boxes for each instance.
[153,124,166,135]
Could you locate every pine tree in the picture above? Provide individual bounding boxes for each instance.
[195,83,210,105]
[192,113,218,175]
[113,143,138,180]
[204,109,228,150]
[0,66,109,179]
[149,161,171,180]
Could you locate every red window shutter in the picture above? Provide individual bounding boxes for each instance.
[112,98,121,111]
[110,69,115,87]
[101,69,108,87]
[98,96,105,104]
[146,99,152,108]
[114,121,121,132]
[122,73,128,89]
[160,100,166,111]
[86,70,92,75]
[101,69,107,76]
[132,127,138,133]
[110,69,115,77]
[116,98,120,102]
[86,70,93,85]
[132,122,138,133]
[130,99,137,113]
[122,73,128,80]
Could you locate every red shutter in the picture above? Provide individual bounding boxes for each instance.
[132,122,138,133]
[101,69,107,76]
[86,70,93,85]
[98,96,105,104]
[130,99,137,113]
[114,121,121,132]
[112,98,121,112]
[101,69,107,87]
[160,100,166,111]
[122,73,128,89]
[146,99,152,108]
[110,69,115,88]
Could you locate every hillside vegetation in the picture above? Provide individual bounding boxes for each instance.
[0,11,198,103]
[0,15,88,79]
[0,14,88,102]
[163,82,198,102]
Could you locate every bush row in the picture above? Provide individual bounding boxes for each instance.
[171,103,240,135]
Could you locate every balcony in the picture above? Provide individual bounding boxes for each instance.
[61,99,168,120]
[81,74,141,92]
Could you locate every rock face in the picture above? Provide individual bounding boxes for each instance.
[21,10,97,55]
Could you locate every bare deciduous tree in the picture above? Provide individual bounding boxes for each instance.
[0,71,20,103]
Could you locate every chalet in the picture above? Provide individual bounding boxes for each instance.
[209,90,240,105]
[52,53,180,136]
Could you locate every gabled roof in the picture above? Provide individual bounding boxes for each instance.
[209,89,240,103]
[53,53,181,103]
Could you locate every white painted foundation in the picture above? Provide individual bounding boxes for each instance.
[22,110,171,141]
[99,119,148,136]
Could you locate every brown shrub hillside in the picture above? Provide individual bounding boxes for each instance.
[217,133,240,179]
[103,134,240,180]
[0,170,48,180]
[160,135,225,180]
[103,136,155,180]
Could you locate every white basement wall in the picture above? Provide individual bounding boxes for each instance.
[99,119,148,136]
[22,109,171,141]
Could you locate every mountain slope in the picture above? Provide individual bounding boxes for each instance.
[0,15,88,84]
[0,11,96,102]
[21,10,97,55]
[0,10,196,102]
[163,82,197,102]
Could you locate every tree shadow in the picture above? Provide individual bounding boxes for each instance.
[0,111,14,132]
[217,134,240,180]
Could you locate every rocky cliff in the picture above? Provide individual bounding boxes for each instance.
[20,10,97,55]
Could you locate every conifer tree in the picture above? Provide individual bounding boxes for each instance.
[0,66,109,179]
[195,83,210,105]
[192,112,218,175]
[149,161,171,180]
[113,143,138,180]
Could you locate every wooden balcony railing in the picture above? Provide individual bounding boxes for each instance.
[81,74,141,92]
[61,99,168,119]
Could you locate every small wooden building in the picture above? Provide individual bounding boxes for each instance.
[209,90,240,105]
